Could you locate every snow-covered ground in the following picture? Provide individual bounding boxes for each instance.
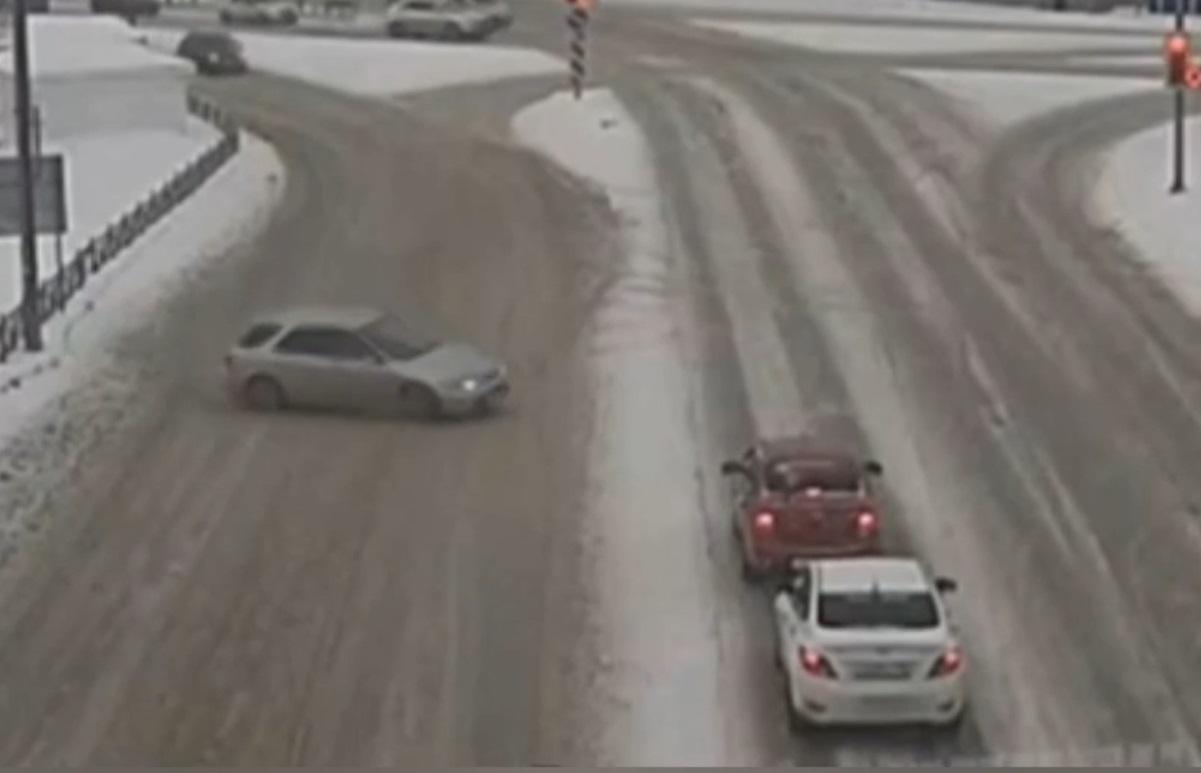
[0,133,283,450]
[899,69,1157,128]
[512,89,723,765]
[140,28,562,97]
[0,120,221,312]
[612,0,1165,29]
[692,18,1155,56]
[1092,116,1201,317]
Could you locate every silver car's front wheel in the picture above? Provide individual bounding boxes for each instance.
[244,375,286,411]
[399,383,441,420]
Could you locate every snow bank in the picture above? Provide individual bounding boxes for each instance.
[612,0,1163,29]
[141,28,562,97]
[0,132,283,450]
[1092,116,1201,317]
[899,68,1157,129]
[512,90,724,764]
[692,18,1155,56]
[0,119,221,312]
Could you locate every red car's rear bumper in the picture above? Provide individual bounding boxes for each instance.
[747,538,882,572]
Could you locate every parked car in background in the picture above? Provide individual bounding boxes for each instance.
[467,0,512,30]
[219,0,300,25]
[385,0,494,41]
[90,0,161,19]
[177,30,248,76]
[224,306,511,419]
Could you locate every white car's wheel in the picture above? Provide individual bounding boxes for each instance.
[244,375,286,411]
[399,383,441,420]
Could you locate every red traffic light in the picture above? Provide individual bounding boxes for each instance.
[1166,32,1193,87]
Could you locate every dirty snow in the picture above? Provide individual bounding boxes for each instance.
[139,27,562,97]
[0,120,221,312]
[691,18,1154,56]
[512,89,724,765]
[899,69,1157,129]
[1091,115,1201,317]
[612,0,1164,30]
[0,133,283,449]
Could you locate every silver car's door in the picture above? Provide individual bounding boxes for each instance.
[270,326,388,410]
[403,0,439,35]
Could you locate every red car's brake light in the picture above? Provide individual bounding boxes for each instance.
[927,645,963,678]
[799,646,838,679]
[752,511,775,535]
[856,511,878,538]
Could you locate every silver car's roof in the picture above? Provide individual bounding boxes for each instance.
[257,305,384,330]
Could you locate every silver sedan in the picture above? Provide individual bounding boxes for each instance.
[223,306,510,419]
[385,0,494,41]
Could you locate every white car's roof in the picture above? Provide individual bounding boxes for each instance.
[260,305,384,330]
[814,558,930,594]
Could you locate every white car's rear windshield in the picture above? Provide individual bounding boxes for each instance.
[817,591,939,629]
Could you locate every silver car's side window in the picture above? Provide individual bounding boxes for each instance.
[276,327,376,361]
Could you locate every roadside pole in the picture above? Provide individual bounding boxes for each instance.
[1171,2,1187,194]
[12,0,43,351]
[566,0,592,100]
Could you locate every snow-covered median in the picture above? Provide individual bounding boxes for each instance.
[141,29,562,97]
[899,69,1157,129]
[512,90,723,765]
[1092,116,1201,316]
[0,133,283,447]
[0,120,222,312]
[692,18,1154,56]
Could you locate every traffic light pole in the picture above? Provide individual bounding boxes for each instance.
[1171,3,1187,194]
[13,0,43,350]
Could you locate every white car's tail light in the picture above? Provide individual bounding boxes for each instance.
[927,645,963,679]
[799,646,838,679]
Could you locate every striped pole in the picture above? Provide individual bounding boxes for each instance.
[566,0,590,99]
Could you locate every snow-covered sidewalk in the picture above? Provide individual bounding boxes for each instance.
[140,28,563,97]
[0,119,221,312]
[1092,116,1201,316]
[512,90,723,765]
[0,133,283,448]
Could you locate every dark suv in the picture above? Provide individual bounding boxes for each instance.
[177,30,248,76]
[90,0,161,18]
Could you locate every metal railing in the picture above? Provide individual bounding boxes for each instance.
[0,93,240,364]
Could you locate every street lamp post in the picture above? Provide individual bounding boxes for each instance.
[12,0,42,350]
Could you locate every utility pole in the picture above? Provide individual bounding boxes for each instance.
[1171,1,1187,194]
[13,0,42,351]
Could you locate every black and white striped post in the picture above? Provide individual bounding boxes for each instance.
[566,0,592,99]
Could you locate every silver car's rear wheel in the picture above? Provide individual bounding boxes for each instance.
[245,375,286,411]
[399,383,441,420]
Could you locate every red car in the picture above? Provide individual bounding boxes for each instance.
[720,437,884,580]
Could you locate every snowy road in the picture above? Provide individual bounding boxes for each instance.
[2,0,1201,765]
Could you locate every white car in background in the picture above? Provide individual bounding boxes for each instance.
[385,0,494,40]
[219,0,300,26]
[773,557,966,729]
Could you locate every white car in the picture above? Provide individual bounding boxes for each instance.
[385,0,494,40]
[219,0,300,26]
[772,557,966,729]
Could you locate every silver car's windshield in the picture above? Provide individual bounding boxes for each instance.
[360,314,439,361]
